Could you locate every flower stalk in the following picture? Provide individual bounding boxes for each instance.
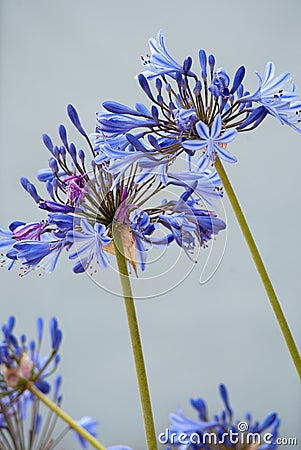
[26,383,106,450]
[215,157,301,380]
[112,222,158,450]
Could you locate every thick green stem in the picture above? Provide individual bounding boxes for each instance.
[215,157,301,380]
[112,222,158,450]
[27,383,106,450]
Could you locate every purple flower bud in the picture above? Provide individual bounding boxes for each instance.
[183,56,193,74]
[208,54,215,73]
[156,94,164,105]
[50,317,62,351]
[49,157,59,174]
[193,80,202,97]
[73,261,85,273]
[126,134,148,153]
[237,106,268,130]
[29,340,35,358]
[151,106,159,122]
[258,412,278,433]
[59,146,67,159]
[20,177,30,191]
[78,149,85,163]
[148,134,160,150]
[46,180,55,200]
[6,316,15,334]
[230,65,246,95]
[69,143,77,163]
[54,374,62,400]
[35,379,50,394]
[42,134,53,153]
[36,317,43,342]
[34,414,42,435]
[138,74,155,102]
[53,178,59,190]
[155,78,162,93]
[199,50,207,79]
[39,201,75,213]
[219,384,233,420]
[53,145,59,159]
[67,104,86,136]
[59,124,68,148]
[9,221,26,232]
[27,183,42,203]
[190,397,207,421]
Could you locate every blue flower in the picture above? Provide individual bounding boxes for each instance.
[74,416,99,449]
[1,98,227,277]
[69,220,112,273]
[0,317,101,450]
[107,447,133,450]
[140,30,187,79]
[13,236,72,275]
[239,62,301,132]
[164,384,280,449]
[182,114,237,170]
[0,316,62,393]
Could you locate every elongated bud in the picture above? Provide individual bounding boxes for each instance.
[59,124,68,148]
[42,134,53,153]
[183,56,193,74]
[199,50,207,80]
[208,54,215,74]
[49,157,59,174]
[138,74,155,102]
[67,104,86,136]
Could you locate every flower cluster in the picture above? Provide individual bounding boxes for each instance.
[95,30,301,173]
[161,384,280,449]
[0,102,226,276]
[2,31,299,277]
[0,317,96,449]
[0,317,132,450]
[0,316,62,393]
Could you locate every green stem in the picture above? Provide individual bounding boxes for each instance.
[27,383,106,450]
[215,157,301,380]
[112,222,158,450]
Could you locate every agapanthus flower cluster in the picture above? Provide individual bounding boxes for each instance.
[0,316,62,393]
[0,317,98,449]
[95,30,301,174]
[2,31,299,276]
[0,101,226,276]
[161,384,280,449]
[0,317,133,450]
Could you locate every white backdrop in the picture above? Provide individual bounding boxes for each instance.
[0,1,300,449]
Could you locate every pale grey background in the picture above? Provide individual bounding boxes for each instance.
[0,0,300,449]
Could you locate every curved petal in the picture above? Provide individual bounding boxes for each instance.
[210,114,222,138]
[182,139,208,152]
[214,144,237,163]
[195,120,210,139]
[215,128,237,144]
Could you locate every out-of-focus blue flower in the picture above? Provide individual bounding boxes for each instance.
[74,416,99,449]
[0,316,62,392]
[107,447,134,450]
[0,317,101,450]
[163,384,280,449]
